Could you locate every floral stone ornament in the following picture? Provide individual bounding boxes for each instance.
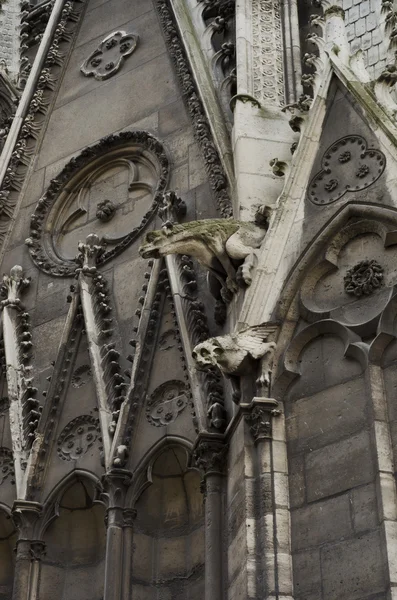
[344,260,384,297]
[81,31,139,80]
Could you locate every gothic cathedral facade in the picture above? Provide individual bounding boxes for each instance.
[0,0,395,598]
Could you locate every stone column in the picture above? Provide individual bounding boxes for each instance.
[103,469,132,600]
[121,509,137,600]
[193,435,227,600]
[242,397,293,600]
[11,501,43,600]
[29,541,46,600]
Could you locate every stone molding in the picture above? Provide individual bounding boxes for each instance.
[155,0,232,217]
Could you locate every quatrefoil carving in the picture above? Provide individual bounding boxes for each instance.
[81,31,139,81]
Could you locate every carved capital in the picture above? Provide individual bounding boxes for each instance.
[241,397,281,443]
[102,468,133,508]
[1,265,30,309]
[192,436,227,477]
[12,501,43,539]
[76,233,105,273]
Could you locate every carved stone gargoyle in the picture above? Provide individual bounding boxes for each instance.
[192,325,277,402]
[139,209,270,303]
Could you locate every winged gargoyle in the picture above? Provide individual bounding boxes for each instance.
[139,212,269,302]
[192,325,277,401]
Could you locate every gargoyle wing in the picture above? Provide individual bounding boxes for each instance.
[237,325,276,360]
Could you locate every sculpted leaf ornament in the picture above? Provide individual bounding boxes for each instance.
[81,31,139,80]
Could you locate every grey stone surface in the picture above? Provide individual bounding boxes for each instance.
[291,494,353,551]
[321,531,386,600]
[305,430,375,501]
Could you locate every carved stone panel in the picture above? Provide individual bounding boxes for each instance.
[307,136,386,206]
[57,415,101,461]
[26,131,169,276]
[146,380,188,427]
[299,219,397,333]
[80,31,139,80]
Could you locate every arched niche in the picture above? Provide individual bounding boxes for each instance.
[132,445,205,598]
[39,476,106,600]
[0,506,16,600]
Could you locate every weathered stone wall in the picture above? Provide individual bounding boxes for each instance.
[286,335,384,600]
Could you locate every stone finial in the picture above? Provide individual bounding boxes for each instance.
[0,265,30,308]
[76,233,105,273]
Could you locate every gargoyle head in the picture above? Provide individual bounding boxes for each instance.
[139,222,189,259]
[192,339,224,370]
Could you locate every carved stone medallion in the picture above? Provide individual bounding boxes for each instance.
[71,365,92,388]
[146,380,188,427]
[80,31,139,80]
[57,415,101,461]
[0,447,14,485]
[25,131,169,276]
[307,135,386,205]
[344,260,384,297]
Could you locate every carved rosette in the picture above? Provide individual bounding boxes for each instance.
[57,415,101,461]
[81,31,139,80]
[307,136,386,205]
[0,447,15,485]
[146,380,188,427]
[344,260,384,297]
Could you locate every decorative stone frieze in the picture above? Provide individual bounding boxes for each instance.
[146,380,188,427]
[76,235,127,449]
[80,31,139,80]
[56,415,101,461]
[252,0,284,106]
[307,135,386,205]
[344,260,384,297]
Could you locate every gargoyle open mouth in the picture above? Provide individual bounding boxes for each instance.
[139,244,160,259]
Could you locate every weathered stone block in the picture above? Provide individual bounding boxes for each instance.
[291,494,352,551]
[305,430,375,501]
[321,531,386,600]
